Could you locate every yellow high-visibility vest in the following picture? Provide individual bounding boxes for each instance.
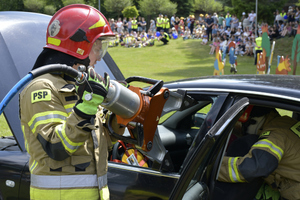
[157,17,163,27]
[164,18,170,29]
[132,20,138,29]
[255,37,263,51]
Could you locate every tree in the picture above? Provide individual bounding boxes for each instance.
[194,0,222,14]
[104,0,133,18]
[45,0,63,12]
[63,0,85,6]
[139,0,176,17]
[122,6,139,18]
[217,0,232,8]
[161,0,177,16]
[44,5,56,15]
[170,0,193,17]
[0,0,24,11]
[230,0,287,24]
[24,0,45,12]
[132,0,141,10]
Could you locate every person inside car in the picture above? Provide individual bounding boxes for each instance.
[19,4,124,200]
[216,105,300,200]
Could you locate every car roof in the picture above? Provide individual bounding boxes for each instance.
[0,11,123,151]
[164,75,300,102]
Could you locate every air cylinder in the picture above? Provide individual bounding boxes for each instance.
[101,80,141,119]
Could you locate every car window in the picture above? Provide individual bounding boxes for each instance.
[159,111,176,124]
[192,104,212,129]
[161,94,217,130]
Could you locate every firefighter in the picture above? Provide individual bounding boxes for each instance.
[19,4,124,200]
[217,105,300,200]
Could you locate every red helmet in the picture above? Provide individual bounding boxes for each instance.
[45,4,115,60]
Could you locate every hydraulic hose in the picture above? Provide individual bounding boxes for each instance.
[0,64,84,115]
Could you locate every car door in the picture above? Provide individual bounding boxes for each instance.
[169,97,250,200]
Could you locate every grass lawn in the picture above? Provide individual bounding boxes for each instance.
[108,36,299,87]
[0,36,298,136]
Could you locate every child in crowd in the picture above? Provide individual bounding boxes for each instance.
[134,37,142,48]
[194,28,201,39]
[212,24,218,38]
[225,28,231,37]
[124,33,134,48]
[201,34,208,45]
[244,38,250,55]
[209,37,220,54]
[236,40,245,56]
[183,28,191,40]
[234,28,242,39]
[280,25,288,37]
[219,25,225,35]
[220,36,228,54]
[245,38,254,56]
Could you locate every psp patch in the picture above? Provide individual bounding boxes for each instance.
[31,89,51,103]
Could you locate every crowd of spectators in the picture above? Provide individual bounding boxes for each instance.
[106,6,299,51]
[107,15,177,47]
[202,5,300,58]
[191,11,258,57]
[270,6,300,40]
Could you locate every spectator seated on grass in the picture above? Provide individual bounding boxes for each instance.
[183,27,191,40]
[269,25,280,40]
[123,33,135,48]
[235,40,245,56]
[134,37,142,48]
[209,36,220,54]
[201,34,208,45]
[289,21,298,37]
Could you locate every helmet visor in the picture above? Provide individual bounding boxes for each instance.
[92,37,115,58]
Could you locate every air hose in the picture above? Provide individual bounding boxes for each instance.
[0,64,84,115]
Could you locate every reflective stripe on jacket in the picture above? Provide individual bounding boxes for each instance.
[164,32,170,41]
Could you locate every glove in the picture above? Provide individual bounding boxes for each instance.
[74,67,110,119]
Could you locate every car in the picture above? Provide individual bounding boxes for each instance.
[1,11,300,200]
